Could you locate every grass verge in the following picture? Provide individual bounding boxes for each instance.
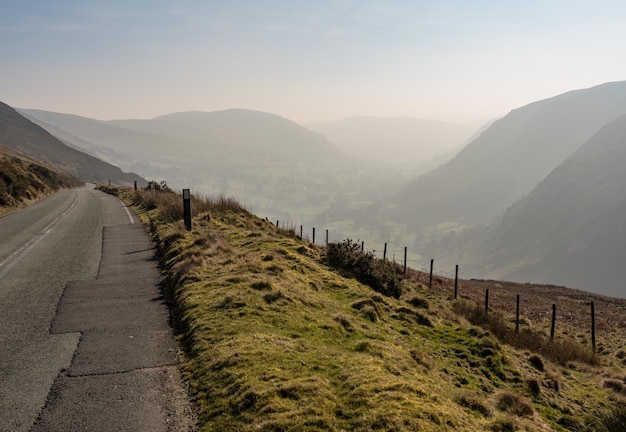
[103,185,626,432]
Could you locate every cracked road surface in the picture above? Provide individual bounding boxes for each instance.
[0,185,195,431]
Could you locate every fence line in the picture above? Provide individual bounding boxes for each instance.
[270,220,598,357]
[310,223,597,355]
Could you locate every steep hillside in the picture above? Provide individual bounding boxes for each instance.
[456,114,626,297]
[0,145,81,215]
[0,102,145,186]
[395,81,626,234]
[103,185,626,431]
[307,115,478,163]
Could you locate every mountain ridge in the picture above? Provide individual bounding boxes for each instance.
[108,108,350,163]
[395,81,626,232]
[460,112,626,297]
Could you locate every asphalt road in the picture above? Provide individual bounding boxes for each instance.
[0,185,195,431]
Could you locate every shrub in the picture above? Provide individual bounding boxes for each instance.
[326,239,403,299]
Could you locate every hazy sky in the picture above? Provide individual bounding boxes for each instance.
[2,1,626,124]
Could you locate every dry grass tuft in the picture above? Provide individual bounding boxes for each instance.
[528,354,545,371]
[1,146,81,213]
[496,392,533,417]
[455,392,492,418]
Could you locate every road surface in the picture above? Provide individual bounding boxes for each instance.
[0,185,195,431]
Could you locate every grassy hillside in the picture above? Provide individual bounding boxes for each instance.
[0,145,81,216]
[0,102,145,186]
[105,185,626,431]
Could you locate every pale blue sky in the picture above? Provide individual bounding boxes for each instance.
[2,0,626,123]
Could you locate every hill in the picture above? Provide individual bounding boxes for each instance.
[102,185,626,431]
[0,145,81,216]
[394,81,626,234]
[21,108,420,231]
[451,113,626,297]
[110,109,349,164]
[19,108,180,178]
[0,102,145,186]
[307,115,479,163]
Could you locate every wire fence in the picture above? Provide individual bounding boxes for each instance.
[269,219,600,359]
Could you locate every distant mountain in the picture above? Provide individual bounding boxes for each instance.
[19,109,181,177]
[307,115,480,163]
[395,81,626,232]
[21,108,352,176]
[456,113,626,297]
[21,108,412,227]
[0,102,145,186]
[109,109,348,163]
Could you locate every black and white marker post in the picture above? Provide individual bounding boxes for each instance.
[183,189,192,231]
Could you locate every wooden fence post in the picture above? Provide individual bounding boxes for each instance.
[403,247,407,274]
[300,225,303,238]
[454,265,459,300]
[484,288,489,315]
[361,241,364,253]
[312,227,315,244]
[591,301,596,354]
[516,294,520,333]
[550,304,556,341]
[429,259,433,288]
[325,229,329,247]
[383,243,387,261]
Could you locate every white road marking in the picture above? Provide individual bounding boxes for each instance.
[122,203,135,224]
[0,194,78,277]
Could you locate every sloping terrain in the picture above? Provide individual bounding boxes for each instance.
[0,102,145,186]
[20,108,205,178]
[395,81,626,234]
[0,145,81,215]
[105,185,626,432]
[21,108,417,229]
[452,113,626,297]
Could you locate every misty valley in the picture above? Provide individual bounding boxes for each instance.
[4,81,626,298]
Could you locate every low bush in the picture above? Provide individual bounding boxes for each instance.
[326,239,403,299]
